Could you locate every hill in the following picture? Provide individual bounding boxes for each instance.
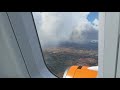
[43,41,98,77]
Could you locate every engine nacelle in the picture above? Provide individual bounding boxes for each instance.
[63,66,98,78]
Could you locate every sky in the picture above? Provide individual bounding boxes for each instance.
[87,12,98,22]
[33,12,99,47]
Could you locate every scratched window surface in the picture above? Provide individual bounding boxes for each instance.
[33,12,99,78]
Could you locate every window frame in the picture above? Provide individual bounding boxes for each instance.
[0,12,30,78]
[98,12,105,78]
[7,12,57,78]
[103,12,120,78]
[7,12,119,78]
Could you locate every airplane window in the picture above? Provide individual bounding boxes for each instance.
[32,12,98,78]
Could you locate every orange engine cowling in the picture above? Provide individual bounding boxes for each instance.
[63,66,98,78]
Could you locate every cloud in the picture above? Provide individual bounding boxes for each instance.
[92,18,99,30]
[70,21,98,43]
[33,12,98,47]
